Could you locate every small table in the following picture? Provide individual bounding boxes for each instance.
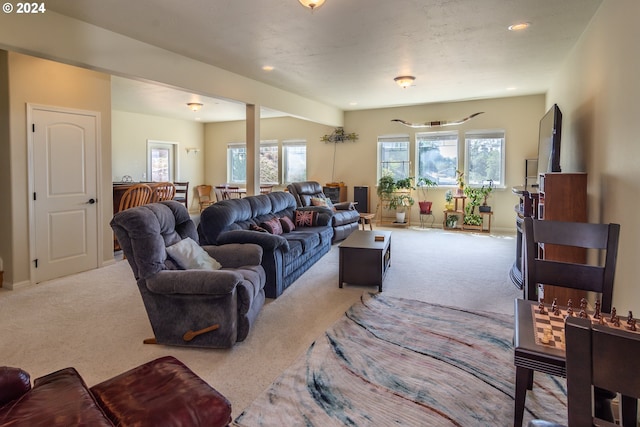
[359,212,375,230]
[513,298,633,427]
[338,230,391,292]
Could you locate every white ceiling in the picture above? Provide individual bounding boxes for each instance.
[46,0,602,123]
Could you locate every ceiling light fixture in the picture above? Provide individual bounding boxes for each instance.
[298,0,325,11]
[508,22,530,31]
[187,102,203,112]
[394,76,416,89]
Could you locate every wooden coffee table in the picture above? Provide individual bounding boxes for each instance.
[338,230,391,291]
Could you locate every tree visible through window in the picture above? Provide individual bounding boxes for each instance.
[465,131,505,186]
[283,141,306,183]
[227,140,307,185]
[416,132,458,185]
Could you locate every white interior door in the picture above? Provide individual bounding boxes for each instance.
[31,106,99,283]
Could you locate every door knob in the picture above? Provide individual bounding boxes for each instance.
[87,198,96,204]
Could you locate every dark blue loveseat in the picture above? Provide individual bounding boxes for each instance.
[198,192,333,298]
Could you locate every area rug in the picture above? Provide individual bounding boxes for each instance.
[233,293,567,426]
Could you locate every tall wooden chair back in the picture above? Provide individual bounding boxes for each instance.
[151,182,176,203]
[172,181,189,209]
[196,185,215,211]
[565,317,639,426]
[523,217,620,312]
[118,184,153,211]
[214,186,229,202]
[260,185,273,194]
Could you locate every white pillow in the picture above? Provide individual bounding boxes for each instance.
[166,237,222,271]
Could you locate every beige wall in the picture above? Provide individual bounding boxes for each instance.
[1,52,112,287]
[205,95,545,231]
[546,0,640,309]
[112,110,205,212]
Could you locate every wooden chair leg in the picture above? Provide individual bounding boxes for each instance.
[514,366,531,427]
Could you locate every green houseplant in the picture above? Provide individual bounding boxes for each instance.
[444,189,454,211]
[388,193,415,223]
[463,186,484,226]
[416,176,437,215]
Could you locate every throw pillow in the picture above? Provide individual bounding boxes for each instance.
[279,216,296,233]
[250,224,268,233]
[310,197,328,207]
[166,237,222,270]
[261,218,283,235]
[295,210,318,227]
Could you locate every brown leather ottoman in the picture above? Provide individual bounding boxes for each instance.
[90,356,231,427]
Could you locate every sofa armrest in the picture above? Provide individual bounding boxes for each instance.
[145,270,242,295]
[333,201,355,210]
[216,230,290,252]
[202,243,263,268]
[0,367,31,407]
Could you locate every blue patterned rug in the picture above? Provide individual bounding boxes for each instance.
[234,293,567,426]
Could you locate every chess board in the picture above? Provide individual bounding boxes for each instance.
[531,304,638,351]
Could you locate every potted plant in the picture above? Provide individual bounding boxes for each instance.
[416,176,437,215]
[479,180,494,213]
[455,170,465,196]
[444,189,454,211]
[388,193,415,223]
[377,174,396,199]
[463,186,484,226]
[445,214,459,228]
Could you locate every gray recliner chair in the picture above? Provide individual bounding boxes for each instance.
[110,201,266,348]
[287,181,360,242]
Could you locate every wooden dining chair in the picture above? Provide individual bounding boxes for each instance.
[151,182,176,203]
[196,185,215,212]
[523,217,620,312]
[516,217,621,427]
[172,181,189,209]
[260,185,273,194]
[529,316,640,427]
[213,186,229,202]
[118,183,153,211]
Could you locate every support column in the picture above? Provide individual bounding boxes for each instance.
[245,104,260,196]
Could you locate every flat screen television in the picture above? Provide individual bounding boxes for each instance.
[535,104,562,186]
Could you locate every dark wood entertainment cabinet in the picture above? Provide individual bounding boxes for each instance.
[511,173,587,303]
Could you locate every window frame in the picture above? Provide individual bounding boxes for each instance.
[464,130,506,188]
[147,140,178,182]
[377,134,411,181]
[414,131,459,187]
[282,139,307,184]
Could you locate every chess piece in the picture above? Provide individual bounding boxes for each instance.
[628,318,637,332]
[613,316,621,327]
[580,298,587,311]
[567,306,574,317]
[553,304,561,316]
[538,301,547,315]
[542,327,552,344]
[579,309,588,319]
[627,310,634,325]
[593,300,601,319]
[609,307,617,323]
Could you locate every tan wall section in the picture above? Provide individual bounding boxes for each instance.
[546,0,640,310]
[5,51,112,287]
[112,110,204,212]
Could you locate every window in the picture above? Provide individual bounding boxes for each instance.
[227,144,246,183]
[227,140,307,185]
[260,141,278,184]
[415,131,459,185]
[378,135,410,181]
[147,140,177,182]
[283,140,307,183]
[464,130,505,187]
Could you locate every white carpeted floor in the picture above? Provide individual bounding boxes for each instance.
[0,226,521,415]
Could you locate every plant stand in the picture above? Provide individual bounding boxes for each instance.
[376,190,412,227]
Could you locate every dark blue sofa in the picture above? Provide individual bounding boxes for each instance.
[198,192,333,299]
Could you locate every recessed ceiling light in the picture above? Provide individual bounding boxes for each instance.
[506,87,517,91]
[262,65,274,71]
[508,22,530,31]
[349,101,358,106]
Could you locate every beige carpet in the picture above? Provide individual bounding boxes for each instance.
[0,227,520,415]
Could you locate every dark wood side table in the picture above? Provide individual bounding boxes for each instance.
[338,230,391,292]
